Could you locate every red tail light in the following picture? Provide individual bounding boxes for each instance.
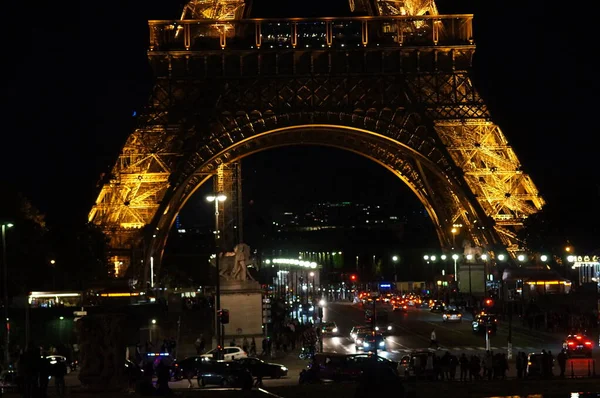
[584,342,592,346]
[568,341,575,346]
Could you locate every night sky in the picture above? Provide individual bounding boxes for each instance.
[3,1,598,249]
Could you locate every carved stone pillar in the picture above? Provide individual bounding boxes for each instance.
[76,314,127,391]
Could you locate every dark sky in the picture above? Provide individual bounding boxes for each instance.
[3,1,599,248]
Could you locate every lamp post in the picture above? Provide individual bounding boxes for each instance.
[466,254,473,297]
[206,193,227,353]
[452,254,459,289]
[392,256,399,282]
[2,223,13,367]
[310,271,316,303]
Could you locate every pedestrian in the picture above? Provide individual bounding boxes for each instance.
[557,349,567,378]
[516,351,524,379]
[38,357,51,398]
[242,337,249,354]
[429,329,438,349]
[459,353,468,381]
[250,337,257,356]
[53,359,67,397]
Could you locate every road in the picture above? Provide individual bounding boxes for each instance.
[321,301,598,377]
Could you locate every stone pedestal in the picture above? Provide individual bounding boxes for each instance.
[219,280,264,347]
[76,314,127,391]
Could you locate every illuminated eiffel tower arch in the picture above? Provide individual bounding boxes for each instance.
[89,0,544,283]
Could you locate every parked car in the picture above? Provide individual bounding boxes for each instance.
[200,346,247,361]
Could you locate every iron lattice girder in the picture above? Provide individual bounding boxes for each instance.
[89,127,183,236]
[435,121,544,248]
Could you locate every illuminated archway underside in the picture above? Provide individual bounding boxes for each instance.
[138,107,516,268]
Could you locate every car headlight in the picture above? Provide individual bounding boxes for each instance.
[379,341,385,347]
[387,325,392,331]
[356,339,362,345]
[375,326,380,331]
[363,343,370,347]
[332,328,338,333]
[281,366,288,371]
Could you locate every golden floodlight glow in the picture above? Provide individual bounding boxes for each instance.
[29,292,81,298]
[100,292,140,297]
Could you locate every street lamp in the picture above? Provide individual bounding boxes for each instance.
[1,223,13,367]
[392,256,399,282]
[466,254,473,296]
[206,193,227,352]
[451,228,458,249]
[452,254,459,287]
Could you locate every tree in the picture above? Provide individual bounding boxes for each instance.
[0,188,51,296]
[50,222,109,290]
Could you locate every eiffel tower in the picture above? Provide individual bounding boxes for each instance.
[88,0,544,283]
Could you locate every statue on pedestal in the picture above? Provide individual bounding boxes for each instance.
[210,243,257,281]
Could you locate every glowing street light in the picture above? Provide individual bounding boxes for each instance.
[517,254,526,262]
[206,192,227,353]
[392,256,399,262]
[1,223,13,367]
[497,254,506,261]
[540,255,548,262]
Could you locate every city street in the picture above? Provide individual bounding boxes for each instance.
[320,301,598,378]
[322,301,558,355]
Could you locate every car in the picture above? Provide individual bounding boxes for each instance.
[392,301,408,312]
[321,322,339,335]
[309,353,362,382]
[235,357,288,378]
[350,326,371,341]
[46,355,74,374]
[429,301,446,313]
[0,370,19,393]
[200,346,247,361]
[171,355,204,381]
[403,350,437,380]
[366,310,393,334]
[472,313,497,334]
[355,332,387,352]
[197,360,253,387]
[526,353,554,377]
[347,353,399,375]
[563,334,593,358]
[442,309,462,322]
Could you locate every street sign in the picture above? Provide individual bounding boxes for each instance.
[73,311,87,317]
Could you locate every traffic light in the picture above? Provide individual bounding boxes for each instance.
[350,274,357,281]
[218,309,230,324]
[484,298,494,307]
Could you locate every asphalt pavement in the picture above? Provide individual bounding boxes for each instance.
[320,301,599,377]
